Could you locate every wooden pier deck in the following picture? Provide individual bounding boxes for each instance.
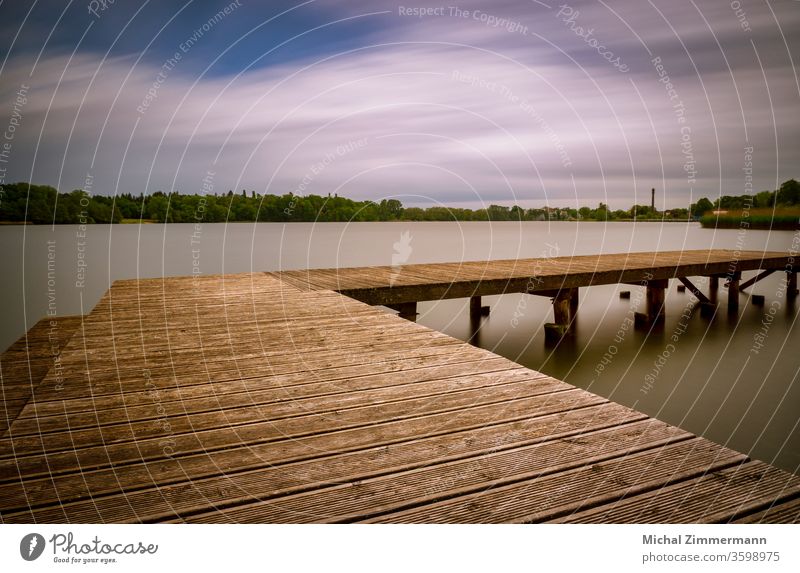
[0,250,798,523]
[270,249,792,305]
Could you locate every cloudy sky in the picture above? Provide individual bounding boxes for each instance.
[1,0,798,208]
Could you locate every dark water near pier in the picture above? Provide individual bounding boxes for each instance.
[1,221,798,472]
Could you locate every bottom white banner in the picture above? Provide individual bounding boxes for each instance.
[0,524,797,572]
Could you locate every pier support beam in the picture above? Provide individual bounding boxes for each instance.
[646,279,668,323]
[544,288,577,344]
[570,288,579,317]
[726,272,741,311]
[388,302,418,322]
[787,271,798,299]
[469,296,491,321]
[709,276,719,304]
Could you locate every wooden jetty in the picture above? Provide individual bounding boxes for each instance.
[272,249,797,339]
[0,249,798,523]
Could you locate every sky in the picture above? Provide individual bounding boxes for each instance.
[0,0,798,209]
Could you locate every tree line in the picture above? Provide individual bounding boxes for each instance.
[0,179,797,225]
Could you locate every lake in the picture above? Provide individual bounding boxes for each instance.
[1,221,798,473]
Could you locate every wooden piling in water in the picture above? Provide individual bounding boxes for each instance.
[544,288,577,344]
[709,275,719,304]
[727,271,741,311]
[646,280,668,323]
[469,296,482,321]
[787,271,798,298]
[390,301,418,322]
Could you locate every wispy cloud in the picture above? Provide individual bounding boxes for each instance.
[1,0,798,208]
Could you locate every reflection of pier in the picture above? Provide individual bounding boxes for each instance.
[274,249,797,342]
[0,250,798,523]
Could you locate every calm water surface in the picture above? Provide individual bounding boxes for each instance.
[2,221,798,472]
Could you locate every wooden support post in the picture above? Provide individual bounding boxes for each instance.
[469,296,482,321]
[708,276,719,304]
[727,272,741,311]
[389,301,418,322]
[570,288,579,317]
[645,279,668,323]
[544,288,576,344]
[553,291,571,325]
[787,271,798,299]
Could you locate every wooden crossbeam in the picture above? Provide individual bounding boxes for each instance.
[739,269,775,291]
[677,277,711,304]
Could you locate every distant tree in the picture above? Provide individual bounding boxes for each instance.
[691,198,713,217]
[4,178,800,225]
[754,190,774,208]
[777,179,800,205]
[378,199,403,220]
[592,202,609,220]
[486,205,511,221]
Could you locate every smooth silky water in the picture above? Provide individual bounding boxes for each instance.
[2,221,797,472]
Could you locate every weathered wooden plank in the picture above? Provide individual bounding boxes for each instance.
[363,439,747,523]
[7,361,535,436]
[182,419,692,523]
[732,497,800,524]
[0,391,609,516]
[19,352,514,419]
[553,461,800,523]
[1,402,644,522]
[0,386,600,483]
[1,316,83,434]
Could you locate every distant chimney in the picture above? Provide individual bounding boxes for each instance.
[651,188,655,210]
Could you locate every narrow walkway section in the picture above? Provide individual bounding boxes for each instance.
[271,250,790,304]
